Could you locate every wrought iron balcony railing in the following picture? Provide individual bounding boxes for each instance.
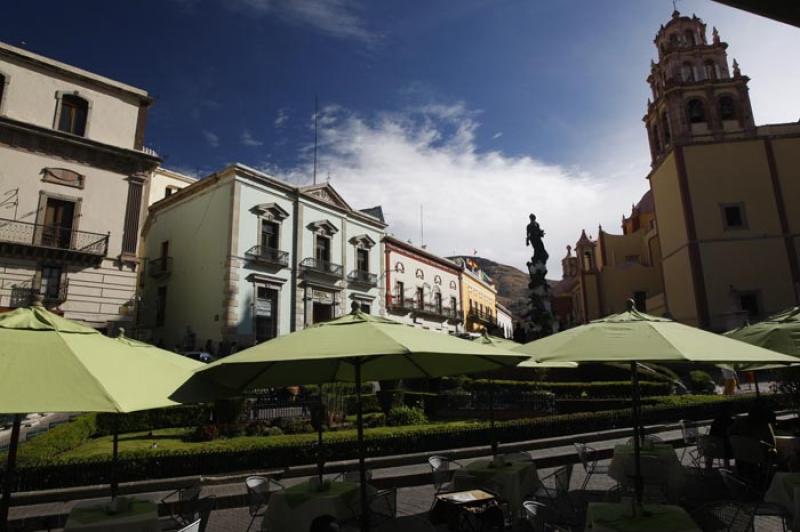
[0,218,108,257]
[387,294,416,313]
[148,257,173,278]
[347,269,377,286]
[9,279,69,308]
[300,257,343,278]
[245,245,289,268]
[468,308,496,326]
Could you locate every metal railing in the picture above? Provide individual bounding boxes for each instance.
[0,218,108,256]
[468,308,496,325]
[387,293,416,312]
[148,257,173,278]
[300,257,343,277]
[245,245,289,267]
[347,269,377,286]
[387,294,460,320]
[10,279,69,308]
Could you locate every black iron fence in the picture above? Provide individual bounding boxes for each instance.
[245,245,289,267]
[300,257,343,277]
[347,269,377,286]
[0,218,108,256]
[9,279,69,308]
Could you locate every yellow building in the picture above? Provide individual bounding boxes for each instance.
[554,11,800,332]
[452,257,498,333]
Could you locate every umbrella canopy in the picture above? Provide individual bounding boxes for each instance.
[725,307,800,357]
[196,310,527,389]
[0,306,203,414]
[514,307,798,366]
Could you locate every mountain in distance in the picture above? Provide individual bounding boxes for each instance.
[449,256,557,321]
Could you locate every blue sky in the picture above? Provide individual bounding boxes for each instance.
[3,0,799,269]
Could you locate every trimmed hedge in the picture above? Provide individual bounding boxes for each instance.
[463,379,671,399]
[8,414,97,464]
[95,406,213,437]
[2,395,767,492]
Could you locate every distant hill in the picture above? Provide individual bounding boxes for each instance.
[449,256,556,321]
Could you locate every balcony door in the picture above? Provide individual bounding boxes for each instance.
[260,220,279,251]
[356,248,369,272]
[42,197,76,249]
[315,235,331,265]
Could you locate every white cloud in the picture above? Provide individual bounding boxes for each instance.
[270,103,648,272]
[274,108,289,128]
[492,132,503,140]
[201,130,220,148]
[241,130,264,147]
[230,0,377,45]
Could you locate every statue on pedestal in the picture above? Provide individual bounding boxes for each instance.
[523,214,554,341]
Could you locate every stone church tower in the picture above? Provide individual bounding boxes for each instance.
[644,10,756,165]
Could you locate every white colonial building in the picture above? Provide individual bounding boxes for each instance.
[140,164,385,352]
[0,42,159,330]
[496,303,513,339]
[383,236,462,333]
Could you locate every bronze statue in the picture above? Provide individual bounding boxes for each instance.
[525,214,549,264]
[523,213,553,340]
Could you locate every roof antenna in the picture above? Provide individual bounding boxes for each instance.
[313,95,319,185]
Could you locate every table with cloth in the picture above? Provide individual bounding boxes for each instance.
[765,472,800,530]
[64,498,160,532]
[262,480,372,532]
[608,444,687,500]
[584,503,702,532]
[776,436,800,470]
[452,459,539,518]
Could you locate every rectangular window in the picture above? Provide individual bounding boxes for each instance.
[42,197,76,249]
[312,301,333,324]
[254,285,278,343]
[40,266,63,301]
[739,292,760,319]
[261,220,280,250]
[395,281,404,305]
[315,235,330,263]
[434,292,442,313]
[360,303,371,314]
[450,296,457,311]
[356,248,369,272]
[721,203,747,230]
[633,291,647,312]
[416,287,424,308]
[156,286,167,327]
[57,96,88,136]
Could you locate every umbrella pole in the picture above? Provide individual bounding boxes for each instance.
[317,383,324,484]
[753,372,761,397]
[630,362,643,510]
[489,379,497,457]
[111,415,119,499]
[0,414,22,531]
[355,359,369,532]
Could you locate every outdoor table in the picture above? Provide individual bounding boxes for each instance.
[64,497,160,532]
[776,436,800,470]
[608,443,686,500]
[452,458,539,518]
[765,472,800,530]
[262,479,371,532]
[584,502,702,532]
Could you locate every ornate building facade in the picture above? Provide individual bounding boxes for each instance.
[554,11,800,331]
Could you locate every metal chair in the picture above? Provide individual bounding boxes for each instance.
[522,500,571,532]
[719,468,788,532]
[428,455,461,496]
[367,487,398,526]
[245,475,284,532]
[533,465,578,527]
[679,419,703,465]
[574,443,610,491]
[161,482,203,529]
[690,501,751,532]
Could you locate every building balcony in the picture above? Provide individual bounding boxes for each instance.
[9,279,69,309]
[148,257,173,279]
[245,245,289,268]
[414,302,462,322]
[0,218,108,265]
[347,269,378,287]
[300,257,343,282]
[468,308,496,327]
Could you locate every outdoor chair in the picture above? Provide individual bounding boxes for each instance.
[690,501,752,532]
[679,419,703,466]
[161,482,203,529]
[719,468,788,532]
[428,455,462,498]
[532,464,578,527]
[245,475,285,532]
[367,487,398,526]
[698,435,729,471]
[177,519,201,532]
[574,443,610,491]
[522,500,571,532]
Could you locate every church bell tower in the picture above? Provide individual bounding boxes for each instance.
[644,11,756,166]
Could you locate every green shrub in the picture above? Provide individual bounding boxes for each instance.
[462,379,670,398]
[386,406,428,426]
[190,425,220,442]
[274,417,314,434]
[267,426,284,436]
[96,406,212,436]
[11,414,97,464]
[688,370,715,394]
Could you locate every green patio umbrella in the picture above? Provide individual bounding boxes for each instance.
[513,300,797,509]
[0,304,204,529]
[726,307,800,357]
[192,304,526,532]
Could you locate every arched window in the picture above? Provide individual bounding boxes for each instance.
[719,95,737,121]
[688,99,706,124]
[704,60,717,80]
[582,251,593,271]
[57,94,88,136]
[681,62,695,82]
[684,30,696,46]
[661,111,671,145]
